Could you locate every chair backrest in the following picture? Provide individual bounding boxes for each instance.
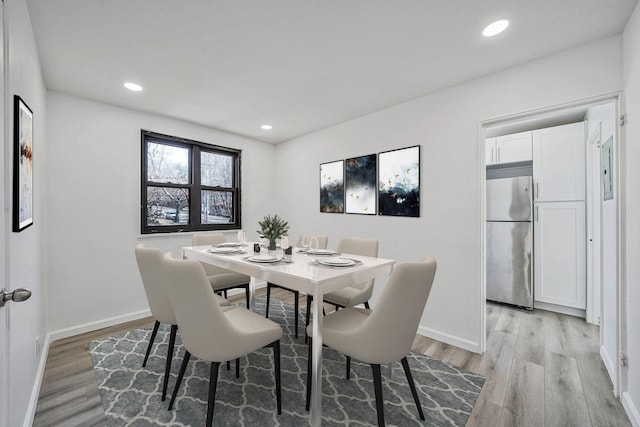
[295,234,328,249]
[161,252,242,362]
[337,237,378,295]
[134,244,176,325]
[192,233,227,276]
[356,256,437,364]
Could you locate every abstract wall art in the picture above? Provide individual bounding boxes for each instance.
[13,95,34,232]
[345,154,376,215]
[320,160,344,213]
[378,145,420,217]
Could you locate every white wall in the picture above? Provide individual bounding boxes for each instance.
[45,91,276,333]
[5,0,48,426]
[276,36,623,352]
[622,2,640,424]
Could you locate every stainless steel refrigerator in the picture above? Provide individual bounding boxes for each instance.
[486,176,533,309]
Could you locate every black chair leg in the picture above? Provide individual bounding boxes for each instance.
[244,285,250,309]
[401,357,425,420]
[346,356,351,380]
[162,325,178,401]
[305,337,312,411]
[168,350,191,410]
[142,321,160,367]
[294,290,299,338]
[305,296,312,343]
[226,360,230,370]
[236,358,240,378]
[206,362,221,427]
[364,301,371,309]
[371,364,386,427]
[271,340,282,414]
[265,284,272,318]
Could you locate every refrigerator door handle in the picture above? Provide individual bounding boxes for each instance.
[535,205,539,222]
[536,182,540,199]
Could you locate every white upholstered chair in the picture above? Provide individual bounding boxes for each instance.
[192,233,251,307]
[162,253,283,426]
[265,234,328,338]
[305,256,437,427]
[305,237,378,341]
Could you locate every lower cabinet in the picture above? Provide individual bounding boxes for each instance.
[533,201,586,309]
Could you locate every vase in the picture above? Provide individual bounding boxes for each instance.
[268,239,277,255]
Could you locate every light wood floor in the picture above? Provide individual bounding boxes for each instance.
[33,290,631,426]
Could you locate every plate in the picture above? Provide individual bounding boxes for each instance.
[247,255,281,263]
[217,242,242,247]
[208,247,241,254]
[316,257,357,267]
[306,249,334,255]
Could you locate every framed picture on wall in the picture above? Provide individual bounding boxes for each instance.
[378,145,420,217]
[13,95,34,232]
[320,160,345,213]
[345,154,377,215]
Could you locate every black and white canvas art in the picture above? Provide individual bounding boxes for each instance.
[320,160,344,213]
[345,154,376,215]
[378,145,420,217]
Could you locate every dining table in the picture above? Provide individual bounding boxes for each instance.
[182,243,395,426]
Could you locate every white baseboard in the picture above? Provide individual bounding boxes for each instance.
[22,333,52,427]
[416,325,481,353]
[534,300,586,318]
[600,345,617,395]
[622,392,640,427]
[49,309,152,342]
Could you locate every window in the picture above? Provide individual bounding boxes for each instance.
[141,130,241,234]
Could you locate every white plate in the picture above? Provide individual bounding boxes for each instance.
[316,257,357,266]
[247,255,281,263]
[208,247,241,254]
[217,242,242,247]
[306,249,334,255]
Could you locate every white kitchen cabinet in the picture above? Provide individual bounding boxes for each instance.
[486,131,532,165]
[534,201,586,310]
[533,122,586,202]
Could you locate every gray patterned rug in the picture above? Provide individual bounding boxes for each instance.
[89,297,484,426]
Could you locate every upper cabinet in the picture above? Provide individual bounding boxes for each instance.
[486,131,533,165]
[533,122,586,202]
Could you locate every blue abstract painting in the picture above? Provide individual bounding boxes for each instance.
[320,160,344,213]
[345,154,377,215]
[378,146,420,217]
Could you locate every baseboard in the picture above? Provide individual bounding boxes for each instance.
[416,325,481,353]
[22,333,52,427]
[600,345,617,395]
[534,300,586,318]
[48,309,152,342]
[622,392,640,427]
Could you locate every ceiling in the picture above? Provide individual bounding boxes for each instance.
[26,0,637,144]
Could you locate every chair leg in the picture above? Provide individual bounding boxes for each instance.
[364,301,370,309]
[265,283,272,318]
[305,296,312,343]
[168,350,191,410]
[244,285,250,309]
[226,360,230,370]
[271,340,282,414]
[206,362,221,427]
[305,337,312,411]
[371,364,386,427]
[294,290,299,338]
[401,357,425,420]
[224,290,228,299]
[346,356,351,380]
[162,325,178,401]
[142,321,160,367]
[236,358,240,378]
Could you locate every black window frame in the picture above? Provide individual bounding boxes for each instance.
[141,130,241,234]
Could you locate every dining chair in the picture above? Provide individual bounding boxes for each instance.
[305,256,437,427]
[265,234,328,338]
[305,237,378,342]
[162,252,283,426]
[192,233,251,308]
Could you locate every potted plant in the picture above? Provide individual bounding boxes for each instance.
[257,214,289,252]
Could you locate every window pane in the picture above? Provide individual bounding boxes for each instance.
[146,186,190,226]
[147,142,190,184]
[201,151,232,187]
[201,190,233,224]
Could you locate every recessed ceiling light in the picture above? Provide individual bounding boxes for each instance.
[483,19,509,37]
[124,82,143,91]
[261,124,273,130]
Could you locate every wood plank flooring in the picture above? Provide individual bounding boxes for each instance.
[33,293,631,426]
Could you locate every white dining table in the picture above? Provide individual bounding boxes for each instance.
[182,244,395,427]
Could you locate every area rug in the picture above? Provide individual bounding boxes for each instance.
[90,297,484,426]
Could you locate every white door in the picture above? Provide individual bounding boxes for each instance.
[534,201,587,309]
[0,2,7,424]
[533,122,586,202]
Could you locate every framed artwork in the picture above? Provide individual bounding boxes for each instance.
[345,154,376,215]
[602,136,613,201]
[320,160,344,213]
[13,95,34,232]
[378,145,420,217]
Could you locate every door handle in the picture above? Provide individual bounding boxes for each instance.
[535,205,539,222]
[0,288,32,308]
[536,182,539,199]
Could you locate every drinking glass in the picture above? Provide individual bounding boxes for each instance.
[310,236,319,251]
[237,230,246,244]
[301,234,311,251]
[280,236,290,251]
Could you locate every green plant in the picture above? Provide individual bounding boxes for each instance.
[257,214,289,248]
